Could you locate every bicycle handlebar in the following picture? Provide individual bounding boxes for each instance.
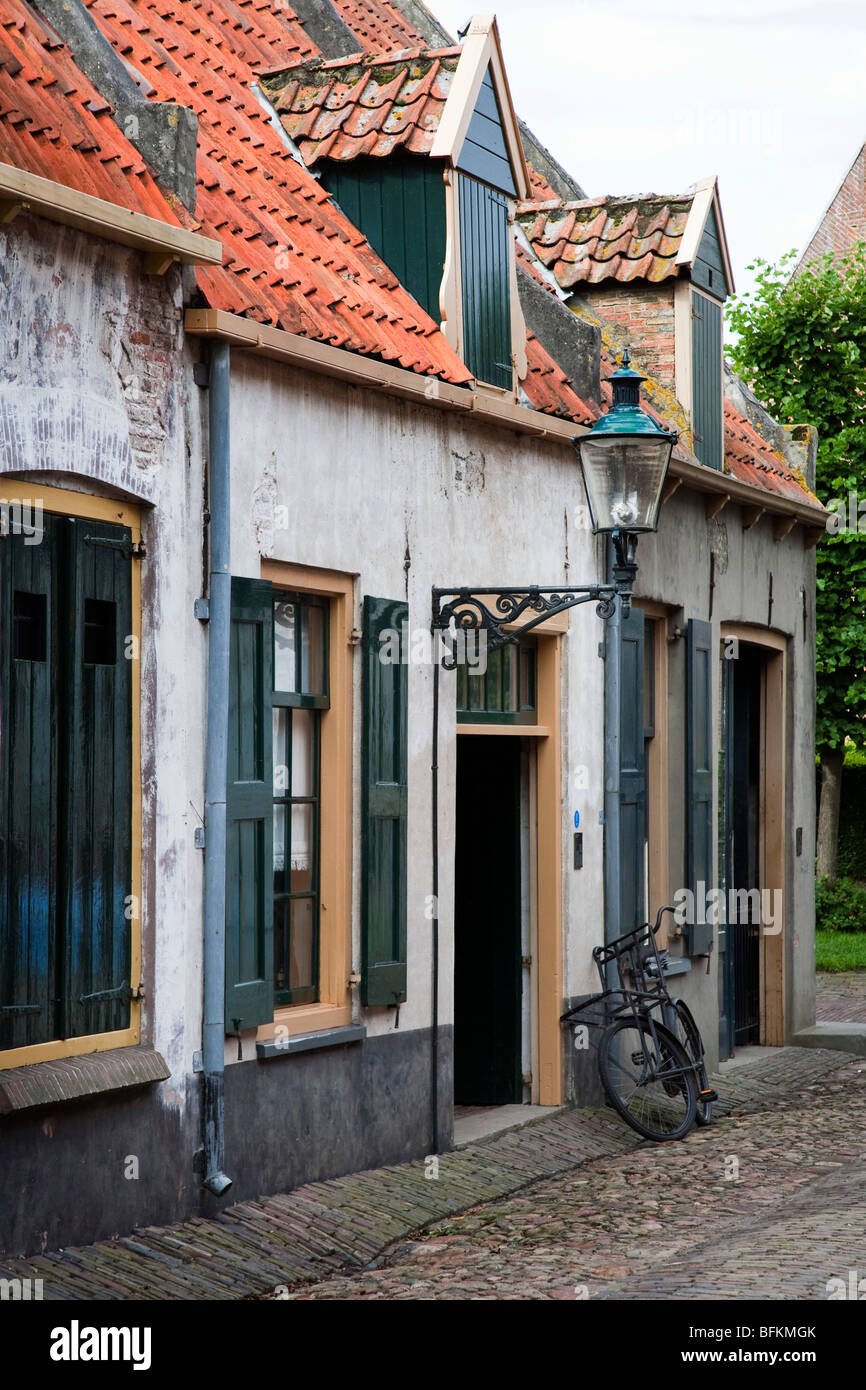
[652,905,677,935]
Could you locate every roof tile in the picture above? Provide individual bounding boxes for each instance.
[327,0,428,54]
[518,193,694,290]
[261,47,460,165]
[78,0,470,382]
[0,0,184,225]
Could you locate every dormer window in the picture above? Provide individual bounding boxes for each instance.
[261,16,529,393]
[517,177,735,469]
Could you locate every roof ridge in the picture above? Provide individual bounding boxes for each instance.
[257,41,460,79]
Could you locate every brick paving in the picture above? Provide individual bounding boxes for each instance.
[292,1052,866,1301]
[0,1043,859,1301]
[816,970,866,1024]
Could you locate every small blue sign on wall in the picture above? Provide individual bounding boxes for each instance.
[573,809,580,829]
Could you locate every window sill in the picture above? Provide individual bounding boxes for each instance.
[256,1025,366,1061]
[0,1046,169,1117]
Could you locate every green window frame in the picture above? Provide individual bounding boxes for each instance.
[456,639,537,724]
[271,592,329,1007]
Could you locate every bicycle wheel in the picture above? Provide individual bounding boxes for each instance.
[670,1000,713,1126]
[598,1018,697,1142]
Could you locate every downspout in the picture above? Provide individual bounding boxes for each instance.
[430,656,440,1154]
[603,536,622,957]
[202,341,232,1196]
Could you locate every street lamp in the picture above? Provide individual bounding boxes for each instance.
[432,349,676,654]
[576,350,677,591]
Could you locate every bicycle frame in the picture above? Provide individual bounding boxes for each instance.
[561,909,705,1088]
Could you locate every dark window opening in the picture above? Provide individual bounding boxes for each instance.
[84,598,116,665]
[12,591,46,662]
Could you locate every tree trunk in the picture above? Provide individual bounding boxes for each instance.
[816,748,844,880]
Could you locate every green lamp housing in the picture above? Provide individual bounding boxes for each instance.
[577,351,678,534]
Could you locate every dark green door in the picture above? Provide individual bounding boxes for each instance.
[454,735,522,1105]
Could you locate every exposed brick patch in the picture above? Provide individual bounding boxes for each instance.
[800,142,866,269]
[576,282,677,388]
[0,1047,170,1116]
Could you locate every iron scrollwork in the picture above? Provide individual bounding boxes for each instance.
[432,583,620,669]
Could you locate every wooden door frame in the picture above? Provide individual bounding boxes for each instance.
[633,600,671,944]
[720,624,787,1045]
[454,626,563,1104]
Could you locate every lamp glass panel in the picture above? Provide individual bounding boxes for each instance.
[580,435,672,532]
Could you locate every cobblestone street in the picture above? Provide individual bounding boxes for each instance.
[292,1045,866,1301]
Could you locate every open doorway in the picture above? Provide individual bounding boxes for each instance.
[719,634,786,1058]
[453,735,523,1104]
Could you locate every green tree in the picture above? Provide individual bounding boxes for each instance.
[727,244,866,878]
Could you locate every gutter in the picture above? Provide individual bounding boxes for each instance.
[184,308,585,441]
[0,162,222,272]
[201,343,232,1197]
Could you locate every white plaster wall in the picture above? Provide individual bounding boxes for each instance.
[229,354,608,1042]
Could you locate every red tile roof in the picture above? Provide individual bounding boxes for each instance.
[80,0,469,382]
[0,0,184,224]
[263,47,460,165]
[523,331,598,425]
[329,0,427,53]
[724,401,820,506]
[527,163,560,201]
[518,194,694,290]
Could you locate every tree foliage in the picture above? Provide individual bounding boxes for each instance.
[726,244,866,752]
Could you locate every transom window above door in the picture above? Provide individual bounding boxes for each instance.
[456,637,537,724]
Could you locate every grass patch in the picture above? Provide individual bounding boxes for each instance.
[816,930,866,973]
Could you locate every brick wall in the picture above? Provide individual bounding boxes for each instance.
[575,281,677,388]
[800,142,866,269]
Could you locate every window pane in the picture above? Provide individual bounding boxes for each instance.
[12,591,46,662]
[274,898,289,994]
[290,897,315,992]
[273,804,287,893]
[83,598,116,665]
[301,603,325,695]
[274,600,297,691]
[290,803,314,892]
[519,648,535,710]
[272,707,288,793]
[291,709,314,797]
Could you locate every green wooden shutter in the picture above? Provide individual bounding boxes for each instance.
[361,596,408,1007]
[226,577,274,1030]
[320,158,447,322]
[62,518,133,1039]
[687,618,714,919]
[619,607,646,931]
[458,172,512,389]
[0,518,58,1048]
[691,292,723,471]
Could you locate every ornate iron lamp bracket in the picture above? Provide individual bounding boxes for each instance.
[431,582,622,670]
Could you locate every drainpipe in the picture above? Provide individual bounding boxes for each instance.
[202,341,232,1196]
[603,537,622,959]
[430,657,440,1155]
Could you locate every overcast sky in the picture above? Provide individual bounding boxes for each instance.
[432,0,866,303]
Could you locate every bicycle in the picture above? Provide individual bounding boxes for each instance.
[561,906,717,1142]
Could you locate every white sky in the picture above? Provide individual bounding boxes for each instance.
[431,0,866,302]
